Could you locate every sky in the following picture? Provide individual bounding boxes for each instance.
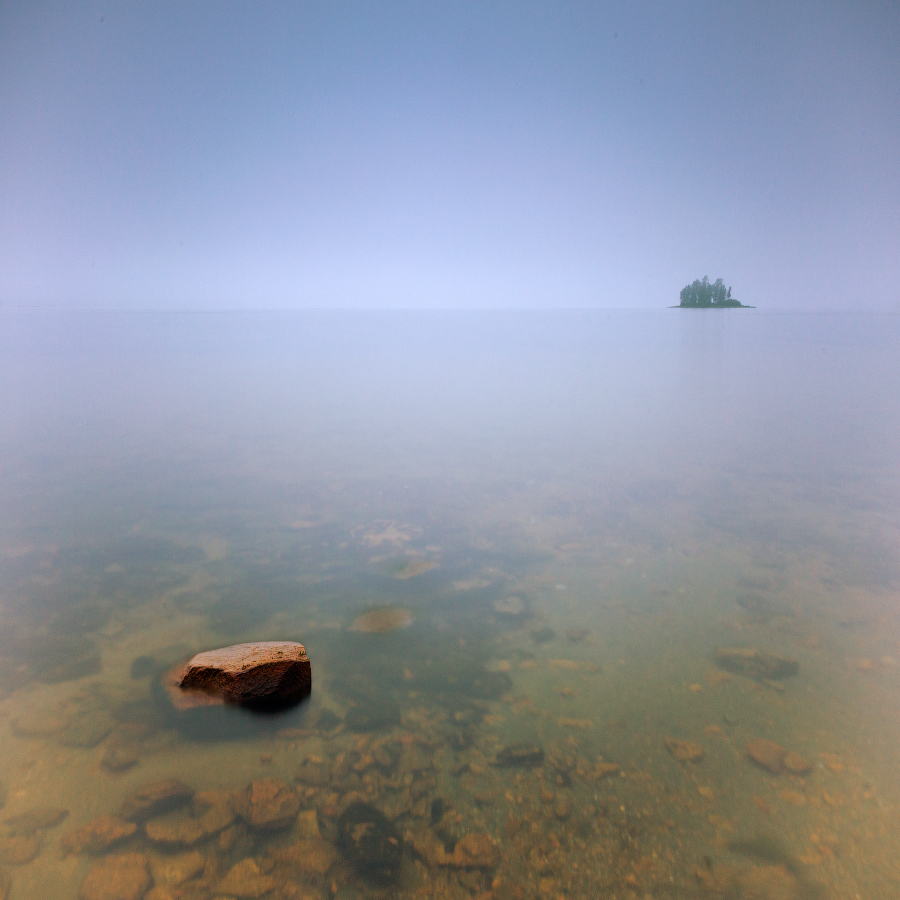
[1,1,898,309]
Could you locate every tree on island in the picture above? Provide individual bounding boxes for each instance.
[678,277,747,307]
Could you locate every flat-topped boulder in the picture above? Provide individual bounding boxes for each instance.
[177,641,311,710]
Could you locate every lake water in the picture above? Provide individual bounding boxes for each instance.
[1,310,898,900]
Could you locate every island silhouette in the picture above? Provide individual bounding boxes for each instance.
[676,277,752,307]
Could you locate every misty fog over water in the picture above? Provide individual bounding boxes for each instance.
[1,309,899,899]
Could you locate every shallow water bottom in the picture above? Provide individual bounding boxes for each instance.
[1,475,899,900]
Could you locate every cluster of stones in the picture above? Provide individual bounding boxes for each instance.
[47,725,510,900]
[57,777,334,900]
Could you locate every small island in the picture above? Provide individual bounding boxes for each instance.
[676,277,752,308]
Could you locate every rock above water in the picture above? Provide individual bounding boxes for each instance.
[715,648,798,681]
[177,641,311,710]
[80,852,150,900]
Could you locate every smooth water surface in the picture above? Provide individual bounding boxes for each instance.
[1,310,899,899]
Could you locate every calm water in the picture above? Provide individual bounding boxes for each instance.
[1,310,899,900]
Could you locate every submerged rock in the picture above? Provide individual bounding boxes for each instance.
[144,791,233,847]
[129,655,157,679]
[58,714,112,749]
[530,626,556,644]
[344,702,401,733]
[745,739,811,776]
[390,559,436,580]
[783,751,812,775]
[1,806,68,836]
[271,838,338,876]
[493,596,526,617]
[0,834,42,865]
[217,858,276,898]
[494,743,545,768]
[337,801,402,884]
[746,739,788,774]
[665,738,705,763]
[176,641,311,710]
[119,779,193,822]
[148,850,205,888]
[232,779,299,830]
[80,852,149,900]
[715,648,798,682]
[351,606,412,633]
[62,816,137,854]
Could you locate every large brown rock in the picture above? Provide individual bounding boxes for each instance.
[177,642,311,709]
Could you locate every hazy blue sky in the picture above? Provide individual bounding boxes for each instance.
[1,1,898,309]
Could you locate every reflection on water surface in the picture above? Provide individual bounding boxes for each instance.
[0,311,899,899]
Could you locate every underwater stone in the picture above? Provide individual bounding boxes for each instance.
[337,801,402,884]
[746,739,788,774]
[715,648,798,681]
[1,806,68,836]
[665,738,705,763]
[80,852,149,900]
[494,743,545,768]
[530,626,556,644]
[119,779,193,822]
[216,858,276,898]
[0,834,43,865]
[129,655,157,679]
[177,641,311,710]
[231,779,299,830]
[61,816,137,855]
